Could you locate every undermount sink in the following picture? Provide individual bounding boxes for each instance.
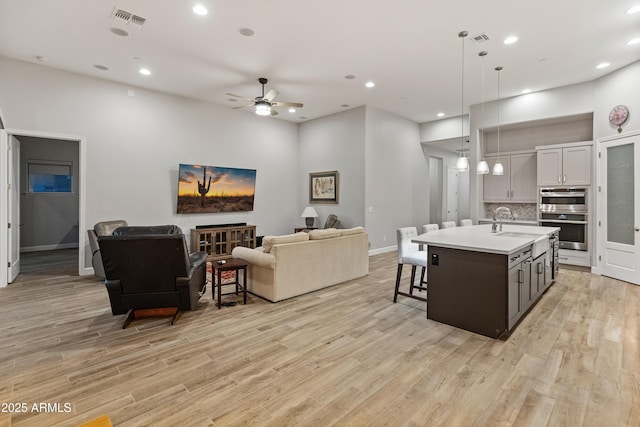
[495,232,550,258]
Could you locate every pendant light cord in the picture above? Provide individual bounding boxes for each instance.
[459,31,468,157]
[496,66,502,161]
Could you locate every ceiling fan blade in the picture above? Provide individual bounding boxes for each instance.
[263,89,278,102]
[270,108,279,116]
[232,103,253,109]
[272,101,303,108]
[226,93,254,101]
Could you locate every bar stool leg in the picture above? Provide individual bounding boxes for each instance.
[393,264,403,303]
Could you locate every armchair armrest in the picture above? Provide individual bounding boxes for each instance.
[232,246,275,269]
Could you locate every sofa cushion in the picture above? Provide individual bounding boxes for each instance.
[340,226,366,236]
[308,228,341,240]
[262,232,309,253]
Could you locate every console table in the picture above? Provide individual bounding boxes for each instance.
[190,224,256,261]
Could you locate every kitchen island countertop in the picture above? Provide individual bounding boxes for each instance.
[412,223,559,255]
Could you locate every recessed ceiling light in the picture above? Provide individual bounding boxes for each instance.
[626,5,640,14]
[521,88,532,94]
[627,38,640,45]
[94,64,109,71]
[437,112,445,117]
[341,104,350,108]
[504,36,518,45]
[228,98,237,102]
[299,116,307,120]
[35,55,48,62]
[345,74,356,80]
[288,108,296,113]
[365,81,375,88]
[139,68,151,75]
[596,62,610,69]
[239,28,255,37]
[192,4,208,16]
[110,27,129,37]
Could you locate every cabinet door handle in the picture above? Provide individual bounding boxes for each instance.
[518,269,523,284]
[563,174,566,183]
[558,175,561,183]
[507,190,510,199]
[537,263,544,274]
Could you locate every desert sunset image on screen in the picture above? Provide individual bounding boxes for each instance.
[177,164,256,213]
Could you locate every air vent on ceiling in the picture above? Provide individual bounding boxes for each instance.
[471,33,490,44]
[111,7,147,28]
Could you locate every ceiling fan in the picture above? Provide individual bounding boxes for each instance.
[226,77,303,116]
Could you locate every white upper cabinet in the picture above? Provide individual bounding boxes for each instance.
[537,143,592,186]
[483,152,537,202]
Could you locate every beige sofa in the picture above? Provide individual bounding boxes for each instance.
[231,227,369,302]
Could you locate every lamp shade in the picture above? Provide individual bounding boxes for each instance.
[492,161,504,176]
[300,206,318,218]
[477,160,489,174]
[456,156,469,172]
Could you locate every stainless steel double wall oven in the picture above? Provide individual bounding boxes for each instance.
[538,188,588,251]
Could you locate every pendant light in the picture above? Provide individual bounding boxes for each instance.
[456,31,469,172]
[492,66,504,176]
[476,51,489,174]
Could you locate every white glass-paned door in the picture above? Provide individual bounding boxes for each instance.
[600,134,640,285]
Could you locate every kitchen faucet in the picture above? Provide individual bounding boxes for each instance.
[492,206,516,233]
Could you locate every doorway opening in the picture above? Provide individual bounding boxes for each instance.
[1,129,86,287]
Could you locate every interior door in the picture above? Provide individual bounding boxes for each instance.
[446,166,458,222]
[7,136,20,283]
[599,134,640,285]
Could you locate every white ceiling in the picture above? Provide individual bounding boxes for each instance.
[1,1,639,124]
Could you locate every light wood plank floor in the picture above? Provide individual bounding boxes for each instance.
[1,249,639,426]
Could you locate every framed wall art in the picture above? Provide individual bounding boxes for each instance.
[309,170,339,204]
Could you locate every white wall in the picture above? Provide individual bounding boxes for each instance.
[594,61,640,140]
[365,107,425,250]
[298,107,366,229]
[420,115,469,142]
[19,136,80,251]
[0,56,299,271]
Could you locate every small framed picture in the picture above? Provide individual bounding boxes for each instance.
[309,171,339,204]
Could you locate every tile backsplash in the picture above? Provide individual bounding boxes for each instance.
[484,203,537,221]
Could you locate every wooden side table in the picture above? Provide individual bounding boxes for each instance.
[294,227,318,233]
[212,258,248,309]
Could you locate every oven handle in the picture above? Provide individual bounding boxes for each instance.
[539,208,588,214]
[538,220,588,225]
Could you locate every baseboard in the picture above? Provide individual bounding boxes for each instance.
[369,245,396,256]
[21,243,79,253]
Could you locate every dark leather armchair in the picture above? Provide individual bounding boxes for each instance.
[87,220,128,278]
[98,225,207,327]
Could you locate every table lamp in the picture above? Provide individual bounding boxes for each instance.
[300,206,319,227]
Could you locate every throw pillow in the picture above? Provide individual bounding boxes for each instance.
[262,232,309,253]
[340,226,366,236]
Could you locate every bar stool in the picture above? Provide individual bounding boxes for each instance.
[393,227,427,303]
[442,221,457,229]
[422,223,439,233]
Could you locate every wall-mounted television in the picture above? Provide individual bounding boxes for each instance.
[177,163,256,214]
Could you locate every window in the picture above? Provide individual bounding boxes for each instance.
[27,160,73,193]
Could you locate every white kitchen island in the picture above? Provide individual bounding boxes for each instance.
[413,224,560,338]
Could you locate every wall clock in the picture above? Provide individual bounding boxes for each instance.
[609,104,629,133]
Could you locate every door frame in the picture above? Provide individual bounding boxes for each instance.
[595,129,640,282]
[0,128,86,287]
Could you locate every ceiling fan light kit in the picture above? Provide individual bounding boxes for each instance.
[226,77,303,117]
